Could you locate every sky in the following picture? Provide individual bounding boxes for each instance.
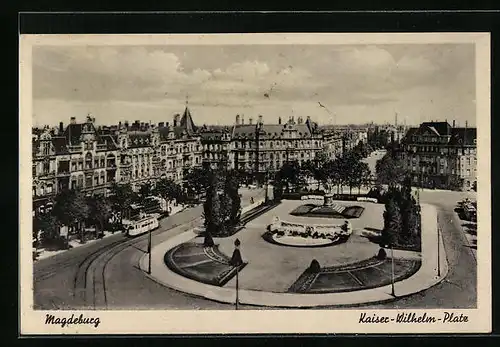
[32,43,476,127]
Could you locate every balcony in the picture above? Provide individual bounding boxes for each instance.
[38,171,56,179]
[68,145,82,153]
[56,170,71,177]
[119,161,132,168]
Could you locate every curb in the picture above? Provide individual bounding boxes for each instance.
[139,204,449,308]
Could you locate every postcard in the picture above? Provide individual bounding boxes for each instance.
[20,32,491,334]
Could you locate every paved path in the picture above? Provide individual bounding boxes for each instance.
[363,190,478,309]
[33,188,265,310]
[55,188,475,310]
[140,204,447,307]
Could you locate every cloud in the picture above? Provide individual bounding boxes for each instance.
[32,44,476,127]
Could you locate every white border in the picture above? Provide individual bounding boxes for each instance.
[20,33,491,334]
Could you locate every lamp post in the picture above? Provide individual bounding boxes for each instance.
[390,244,395,297]
[437,217,441,277]
[147,224,152,275]
[230,238,243,310]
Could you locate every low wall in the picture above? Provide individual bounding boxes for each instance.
[300,195,325,201]
[241,198,266,215]
[357,197,378,203]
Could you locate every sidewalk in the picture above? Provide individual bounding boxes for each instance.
[140,203,448,308]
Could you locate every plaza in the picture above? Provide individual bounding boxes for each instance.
[143,197,444,307]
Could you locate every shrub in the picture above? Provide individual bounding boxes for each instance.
[308,259,321,273]
[377,248,387,260]
[204,233,214,247]
[312,232,319,239]
[277,230,285,236]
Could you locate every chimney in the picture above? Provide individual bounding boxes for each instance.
[70,117,76,124]
[59,122,64,133]
[453,120,456,128]
[159,122,164,128]
[258,115,263,124]
[249,117,253,125]
[166,121,170,127]
[278,117,282,125]
[118,121,122,129]
[173,114,180,127]
[241,115,244,125]
[298,117,303,124]
[124,121,129,128]
[236,114,240,125]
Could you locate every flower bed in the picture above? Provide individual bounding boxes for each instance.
[265,218,352,247]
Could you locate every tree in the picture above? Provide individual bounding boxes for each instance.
[380,197,401,248]
[52,188,89,243]
[301,153,328,191]
[273,180,284,201]
[225,174,241,227]
[375,153,405,188]
[108,183,136,223]
[354,162,372,194]
[37,213,61,247]
[202,169,241,237]
[138,182,152,199]
[184,166,211,200]
[343,154,365,195]
[322,159,340,194]
[87,195,113,237]
[276,160,306,192]
[154,178,182,202]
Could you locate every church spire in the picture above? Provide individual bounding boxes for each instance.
[180,93,196,134]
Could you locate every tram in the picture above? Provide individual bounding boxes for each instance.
[126,214,159,237]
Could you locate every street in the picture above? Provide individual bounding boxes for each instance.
[33,187,264,310]
[33,184,477,310]
[364,189,477,309]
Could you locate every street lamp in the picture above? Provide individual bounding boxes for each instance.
[230,238,243,310]
[390,244,395,297]
[437,216,441,277]
[147,225,152,275]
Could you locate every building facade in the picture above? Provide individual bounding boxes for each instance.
[32,106,367,212]
[32,115,119,214]
[398,121,477,191]
[231,115,324,178]
[157,107,203,182]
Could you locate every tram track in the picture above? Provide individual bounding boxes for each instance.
[74,216,203,309]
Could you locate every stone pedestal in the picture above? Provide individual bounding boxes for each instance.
[324,194,334,206]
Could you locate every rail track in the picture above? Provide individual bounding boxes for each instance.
[73,216,203,309]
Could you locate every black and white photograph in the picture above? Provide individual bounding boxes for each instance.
[20,33,491,334]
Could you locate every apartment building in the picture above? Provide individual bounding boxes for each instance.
[231,115,324,178]
[399,121,477,191]
[32,115,119,214]
[157,105,203,182]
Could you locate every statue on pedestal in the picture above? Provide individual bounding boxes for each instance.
[323,193,334,206]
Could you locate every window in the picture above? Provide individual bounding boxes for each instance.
[85,153,93,169]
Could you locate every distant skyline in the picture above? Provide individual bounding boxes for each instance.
[32,43,476,128]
